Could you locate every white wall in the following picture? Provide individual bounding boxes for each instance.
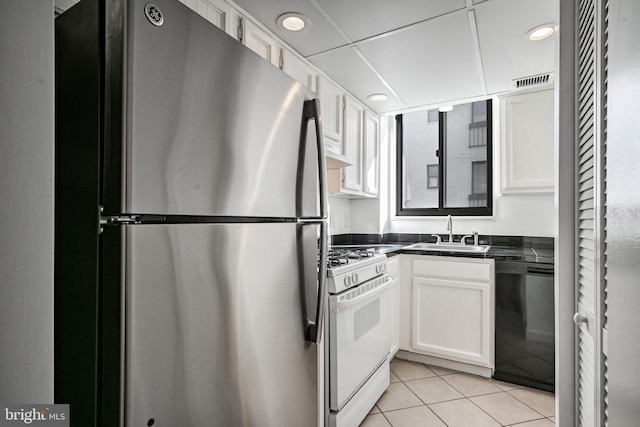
[0,1,55,403]
[328,196,351,235]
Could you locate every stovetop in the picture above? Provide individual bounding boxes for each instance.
[326,248,383,273]
[326,248,388,294]
[328,247,373,265]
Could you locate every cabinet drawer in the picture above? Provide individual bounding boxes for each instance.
[412,257,492,282]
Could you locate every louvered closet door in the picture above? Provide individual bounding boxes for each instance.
[575,0,608,425]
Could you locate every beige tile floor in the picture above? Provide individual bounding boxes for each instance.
[360,359,555,427]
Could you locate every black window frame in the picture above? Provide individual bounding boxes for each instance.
[396,99,493,217]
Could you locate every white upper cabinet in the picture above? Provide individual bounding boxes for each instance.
[318,77,344,154]
[500,88,554,194]
[342,95,364,192]
[326,92,380,198]
[242,18,281,67]
[363,111,380,197]
[281,49,317,93]
[179,0,236,37]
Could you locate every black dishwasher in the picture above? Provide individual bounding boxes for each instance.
[494,261,554,392]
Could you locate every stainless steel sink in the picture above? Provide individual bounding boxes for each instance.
[402,242,491,253]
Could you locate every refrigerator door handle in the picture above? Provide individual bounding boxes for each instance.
[303,99,328,220]
[301,99,328,343]
[305,221,327,343]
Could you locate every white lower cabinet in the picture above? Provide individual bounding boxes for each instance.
[387,256,400,357]
[399,255,495,371]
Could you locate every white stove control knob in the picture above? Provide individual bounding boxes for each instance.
[375,265,381,274]
[344,276,351,288]
[351,273,359,285]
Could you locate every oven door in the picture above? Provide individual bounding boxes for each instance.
[329,275,391,411]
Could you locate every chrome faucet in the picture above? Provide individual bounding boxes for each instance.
[461,231,479,246]
[446,215,453,243]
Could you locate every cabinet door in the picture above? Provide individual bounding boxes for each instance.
[574,0,607,424]
[243,19,280,67]
[180,0,234,36]
[398,255,412,351]
[342,96,363,192]
[282,49,317,92]
[412,277,492,367]
[363,111,379,196]
[411,257,494,368]
[500,88,554,194]
[317,77,343,152]
[387,257,400,357]
[389,276,400,356]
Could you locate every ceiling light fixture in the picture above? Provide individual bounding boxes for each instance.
[526,24,556,41]
[277,13,310,32]
[438,105,453,112]
[367,93,388,102]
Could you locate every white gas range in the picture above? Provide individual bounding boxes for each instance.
[325,248,391,427]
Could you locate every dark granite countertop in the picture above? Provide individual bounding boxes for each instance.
[329,235,554,265]
[397,245,553,264]
[329,244,405,257]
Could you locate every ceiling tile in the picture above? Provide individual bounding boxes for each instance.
[309,46,408,114]
[474,0,557,93]
[357,10,486,110]
[232,0,348,56]
[314,0,466,42]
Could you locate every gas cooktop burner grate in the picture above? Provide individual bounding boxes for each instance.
[327,256,349,268]
[326,248,376,269]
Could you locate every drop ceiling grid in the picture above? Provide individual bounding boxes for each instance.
[472,0,557,94]
[356,9,486,109]
[231,0,348,56]
[312,0,467,42]
[308,46,408,113]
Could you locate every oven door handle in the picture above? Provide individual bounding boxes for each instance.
[334,276,392,312]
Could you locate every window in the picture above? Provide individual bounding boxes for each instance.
[396,99,493,216]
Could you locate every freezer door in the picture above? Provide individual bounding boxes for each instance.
[124,223,322,426]
[104,0,321,218]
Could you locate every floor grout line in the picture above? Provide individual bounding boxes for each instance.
[370,359,556,427]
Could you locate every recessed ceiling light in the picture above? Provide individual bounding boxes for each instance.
[367,93,388,102]
[438,105,453,112]
[277,13,309,32]
[526,24,556,41]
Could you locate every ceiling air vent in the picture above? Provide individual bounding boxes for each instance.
[511,72,555,90]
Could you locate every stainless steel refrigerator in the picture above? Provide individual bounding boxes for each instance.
[54,1,327,426]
